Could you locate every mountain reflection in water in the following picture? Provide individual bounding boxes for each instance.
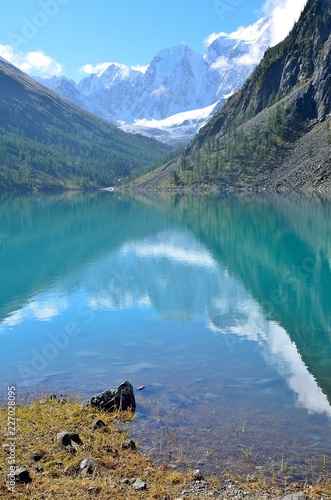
[1,191,331,478]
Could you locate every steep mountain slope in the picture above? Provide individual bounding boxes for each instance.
[36,18,271,145]
[131,0,331,191]
[0,57,169,190]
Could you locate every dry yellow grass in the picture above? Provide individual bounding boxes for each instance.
[0,395,330,499]
[0,395,193,499]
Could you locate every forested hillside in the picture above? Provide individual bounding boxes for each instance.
[0,57,169,190]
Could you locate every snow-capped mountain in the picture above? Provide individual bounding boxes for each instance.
[205,17,272,99]
[36,17,271,145]
[131,45,217,121]
[77,64,144,122]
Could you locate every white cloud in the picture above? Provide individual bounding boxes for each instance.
[205,19,272,69]
[236,41,268,66]
[29,297,69,322]
[263,0,308,46]
[80,62,114,76]
[131,64,149,74]
[204,32,222,47]
[204,21,271,49]
[210,55,229,70]
[204,0,308,69]
[0,294,69,329]
[2,310,24,328]
[122,241,216,269]
[236,0,308,66]
[0,45,63,77]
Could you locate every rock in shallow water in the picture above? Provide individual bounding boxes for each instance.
[88,381,136,412]
[122,439,136,450]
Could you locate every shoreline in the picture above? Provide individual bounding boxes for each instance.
[1,393,330,499]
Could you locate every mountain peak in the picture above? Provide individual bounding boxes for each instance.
[205,16,272,66]
[151,43,201,64]
[33,16,275,144]
[99,63,142,85]
[226,16,271,42]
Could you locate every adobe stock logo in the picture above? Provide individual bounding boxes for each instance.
[213,0,242,21]
[8,0,71,50]
[17,303,95,387]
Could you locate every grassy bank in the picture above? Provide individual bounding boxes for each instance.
[0,395,330,499]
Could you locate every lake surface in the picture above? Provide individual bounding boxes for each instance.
[1,191,331,481]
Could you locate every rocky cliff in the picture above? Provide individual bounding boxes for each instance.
[131,0,331,191]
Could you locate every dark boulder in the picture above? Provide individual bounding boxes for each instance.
[88,381,136,412]
[91,419,107,432]
[56,431,83,449]
[14,467,32,483]
[30,450,46,462]
[122,439,136,450]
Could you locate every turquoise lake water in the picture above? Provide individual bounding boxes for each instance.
[1,191,331,480]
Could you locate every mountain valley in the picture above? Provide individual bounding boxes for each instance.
[36,17,272,145]
[0,57,169,190]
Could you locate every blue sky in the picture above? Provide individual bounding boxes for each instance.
[0,0,307,81]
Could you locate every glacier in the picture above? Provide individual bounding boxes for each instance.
[35,17,271,145]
